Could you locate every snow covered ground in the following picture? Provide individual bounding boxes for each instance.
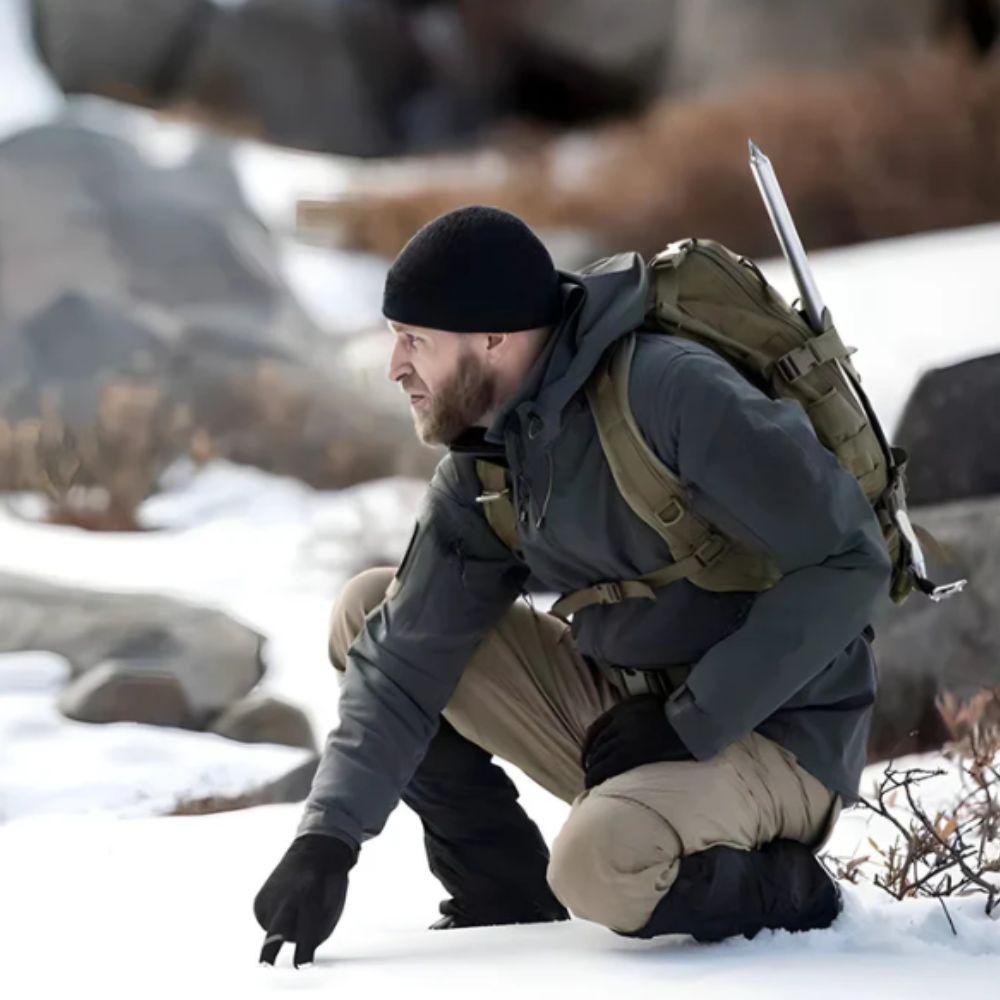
[1,775,997,1000]
[2,462,998,998]
[0,463,426,818]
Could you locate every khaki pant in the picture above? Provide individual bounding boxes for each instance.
[329,568,836,935]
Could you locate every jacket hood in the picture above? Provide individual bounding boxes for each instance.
[485,251,649,447]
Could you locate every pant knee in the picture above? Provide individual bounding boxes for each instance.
[547,792,682,933]
[328,566,395,672]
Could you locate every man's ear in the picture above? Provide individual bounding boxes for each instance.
[484,332,509,361]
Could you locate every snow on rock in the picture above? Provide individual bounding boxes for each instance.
[0,463,426,802]
[0,651,308,824]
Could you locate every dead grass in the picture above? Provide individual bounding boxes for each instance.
[302,47,1000,261]
[0,361,423,531]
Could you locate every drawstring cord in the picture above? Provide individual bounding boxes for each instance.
[534,450,554,529]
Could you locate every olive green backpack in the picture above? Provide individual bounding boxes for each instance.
[477,238,956,620]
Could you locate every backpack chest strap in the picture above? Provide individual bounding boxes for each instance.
[549,534,729,621]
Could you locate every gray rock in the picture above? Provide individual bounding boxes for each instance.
[58,659,197,728]
[183,0,419,155]
[0,572,265,723]
[32,0,208,99]
[0,105,432,492]
[30,0,971,156]
[663,0,945,96]
[170,754,319,814]
[33,0,421,156]
[870,494,1000,758]
[894,352,1000,506]
[210,693,316,752]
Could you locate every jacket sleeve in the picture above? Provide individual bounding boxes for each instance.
[634,346,892,760]
[297,454,529,849]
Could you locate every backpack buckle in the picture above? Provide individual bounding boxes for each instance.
[775,353,805,382]
[658,499,685,526]
[694,536,727,568]
[594,581,626,604]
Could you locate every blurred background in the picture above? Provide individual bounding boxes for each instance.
[1,0,999,825]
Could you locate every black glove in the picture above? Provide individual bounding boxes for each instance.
[254,833,358,967]
[581,693,694,789]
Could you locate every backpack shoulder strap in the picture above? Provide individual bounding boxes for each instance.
[549,334,780,620]
[585,333,711,553]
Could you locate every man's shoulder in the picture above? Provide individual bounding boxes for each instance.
[626,331,739,431]
[630,329,727,373]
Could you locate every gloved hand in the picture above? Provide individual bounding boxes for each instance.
[254,833,358,967]
[581,693,694,789]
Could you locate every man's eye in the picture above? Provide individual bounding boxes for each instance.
[408,336,419,348]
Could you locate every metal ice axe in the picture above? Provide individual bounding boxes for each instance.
[747,140,966,602]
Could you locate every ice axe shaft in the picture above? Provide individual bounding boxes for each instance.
[748,139,827,334]
[747,139,966,602]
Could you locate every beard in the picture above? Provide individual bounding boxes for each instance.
[412,350,495,446]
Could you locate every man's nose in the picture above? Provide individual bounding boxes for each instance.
[388,339,410,383]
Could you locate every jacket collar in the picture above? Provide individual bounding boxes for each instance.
[484,252,650,448]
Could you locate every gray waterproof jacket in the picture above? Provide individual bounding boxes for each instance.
[299,253,892,850]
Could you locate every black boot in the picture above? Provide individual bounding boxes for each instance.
[402,717,569,930]
[428,895,570,930]
[624,839,842,943]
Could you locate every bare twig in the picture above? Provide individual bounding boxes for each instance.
[822,692,1000,918]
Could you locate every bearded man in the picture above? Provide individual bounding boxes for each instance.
[254,206,890,966]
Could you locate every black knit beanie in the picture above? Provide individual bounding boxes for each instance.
[382,206,562,333]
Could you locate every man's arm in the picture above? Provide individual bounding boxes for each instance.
[634,344,892,760]
[298,454,529,849]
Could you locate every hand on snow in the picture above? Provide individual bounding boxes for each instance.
[581,694,693,789]
[254,833,358,967]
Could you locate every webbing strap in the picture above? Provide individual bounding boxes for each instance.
[587,334,726,557]
[773,326,854,383]
[553,338,734,621]
[475,460,521,553]
[550,580,655,621]
[549,535,730,621]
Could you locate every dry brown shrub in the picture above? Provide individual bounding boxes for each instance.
[301,48,1000,261]
[0,382,192,531]
[825,688,1000,921]
[1,356,427,530]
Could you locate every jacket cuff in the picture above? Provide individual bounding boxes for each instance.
[663,685,726,761]
[296,803,363,854]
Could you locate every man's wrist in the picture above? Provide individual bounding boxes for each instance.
[295,832,360,871]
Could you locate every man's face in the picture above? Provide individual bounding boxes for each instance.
[387,322,496,445]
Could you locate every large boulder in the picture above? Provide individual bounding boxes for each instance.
[209,693,316,752]
[31,0,987,156]
[182,0,420,155]
[0,106,431,516]
[33,0,422,155]
[30,0,208,101]
[0,572,264,725]
[663,0,947,96]
[58,659,199,729]
[869,494,1000,759]
[894,352,1000,506]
